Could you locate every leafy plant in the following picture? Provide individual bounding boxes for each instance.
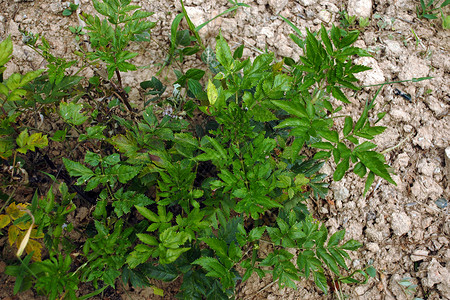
[62,2,79,17]
[0,1,416,299]
[416,0,450,24]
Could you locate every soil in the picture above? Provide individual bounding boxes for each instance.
[0,0,449,299]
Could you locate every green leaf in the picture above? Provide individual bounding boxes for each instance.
[135,205,159,223]
[139,263,178,282]
[328,230,345,247]
[271,100,308,118]
[340,239,362,251]
[333,157,349,181]
[317,247,339,275]
[215,34,233,70]
[363,171,375,195]
[137,233,158,246]
[366,266,376,277]
[0,36,13,66]
[62,158,94,184]
[331,86,350,103]
[16,129,29,148]
[192,257,229,281]
[60,102,89,126]
[207,79,218,105]
[116,164,141,183]
[356,151,395,184]
[313,271,328,294]
[343,116,353,136]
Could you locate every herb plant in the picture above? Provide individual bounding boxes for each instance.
[0,0,421,299]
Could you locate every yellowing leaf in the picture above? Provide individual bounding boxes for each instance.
[152,286,164,296]
[207,79,218,105]
[0,214,11,229]
[16,221,32,230]
[5,203,28,220]
[25,239,42,261]
[27,132,48,151]
[8,225,20,246]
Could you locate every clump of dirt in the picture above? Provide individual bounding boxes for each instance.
[0,0,448,299]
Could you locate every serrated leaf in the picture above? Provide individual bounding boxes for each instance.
[356,151,395,184]
[364,171,375,195]
[317,247,339,275]
[328,229,345,247]
[62,158,94,183]
[215,34,233,70]
[271,100,308,118]
[60,102,89,126]
[140,263,178,281]
[328,247,348,270]
[137,233,158,246]
[135,205,159,223]
[193,257,228,278]
[313,271,328,294]
[0,36,13,66]
[0,214,10,229]
[343,116,353,136]
[333,157,349,181]
[340,239,362,251]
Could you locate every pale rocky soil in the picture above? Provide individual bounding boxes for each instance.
[0,0,449,299]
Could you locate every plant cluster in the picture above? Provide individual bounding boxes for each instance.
[0,0,428,298]
[416,0,450,29]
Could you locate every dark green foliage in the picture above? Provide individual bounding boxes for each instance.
[0,2,415,298]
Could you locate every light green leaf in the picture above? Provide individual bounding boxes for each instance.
[207,79,218,105]
[137,233,158,246]
[62,158,94,183]
[60,102,89,126]
[0,36,13,66]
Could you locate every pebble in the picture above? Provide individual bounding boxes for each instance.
[411,249,428,261]
[435,198,448,209]
[347,0,372,18]
[390,211,411,236]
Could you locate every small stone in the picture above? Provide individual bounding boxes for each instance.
[403,124,413,133]
[354,285,369,296]
[425,259,450,296]
[390,211,411,236]
[331,185,349,202]
[435,198,448,209]
[413,126,433,150]
[366,242,380,253]
[384,39,403,58]
[354,57,385,85]
[347,0,373,18]
[445,147,450,178]
[268,0,289,13]
[399,55,430,81]
[317,10,332,23]
[411,249,429,261]
[390,108,411,122]
[299,0,315,6]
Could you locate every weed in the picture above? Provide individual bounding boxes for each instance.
[416,0,450,28]
[0,1,432,299]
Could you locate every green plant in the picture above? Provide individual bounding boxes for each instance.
[80,0,156,109]
[338,11,370,30]
[1,1,422,299]
[62,2,79,16]
[416,0,450,27]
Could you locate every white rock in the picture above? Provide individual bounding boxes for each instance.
[268,0,289,12]
[366,242,380,253]
[331,184,350,202]
[413,126,433,150]
[390,211,411,236]
[445,147,450,179]
[425,258,450,298]
[260,26,274,41]
[399,55,430,81]
[299,0,315,6]
[390,108,411,122]
[354,57,385,86]
[411,249,429,262]
[318,10,332,23]
[347,0,373,18]
[384,39,403,58]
